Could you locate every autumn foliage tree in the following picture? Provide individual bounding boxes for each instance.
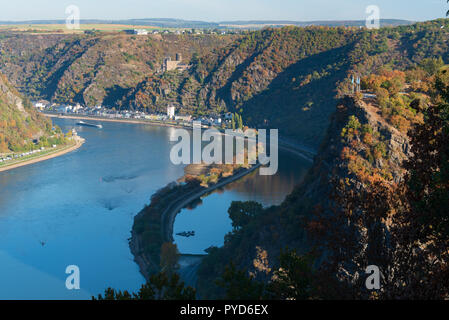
[313,66,449,299]
[160,242,180,274]
[384,66,449,299]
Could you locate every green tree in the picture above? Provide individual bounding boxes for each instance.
[216,263,265,300]
[266,249,316,300]
[233,113,239,130]
[95,272,196,300]
[233,113,243,130]
[435,65,449,101]
[420,57,445,76]
[228,201,263,231]
[216,249,317,300]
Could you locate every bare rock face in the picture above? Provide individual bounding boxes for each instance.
[0,74,25,113]
[319,96,410,183]
[267,96,412,267]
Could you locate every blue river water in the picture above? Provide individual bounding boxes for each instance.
[174,151,310,254]
[0,118,310,299]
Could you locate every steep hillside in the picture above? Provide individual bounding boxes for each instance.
[194,52,447,298]
[1,20,448,149]
[0,32,236,106]
[118,27,364,147]
[0,73,52,153]
[115,20,449,148]
[196,94,416,298]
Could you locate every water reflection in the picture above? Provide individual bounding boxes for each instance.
[174,150,311,254]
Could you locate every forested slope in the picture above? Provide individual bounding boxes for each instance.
[196,53,449,299]
[2,20,448,148]
[0,72,53,153]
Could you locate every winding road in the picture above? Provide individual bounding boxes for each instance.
[161,164,262,243]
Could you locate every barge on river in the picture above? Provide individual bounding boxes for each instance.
[76,121,103,129]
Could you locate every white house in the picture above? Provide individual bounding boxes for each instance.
[34,102,46,110]
[72,103,83,113]
[134,29,148,35]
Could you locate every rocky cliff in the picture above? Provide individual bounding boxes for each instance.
[196,95,412,298]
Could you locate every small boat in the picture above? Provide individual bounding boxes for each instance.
[76,121,103,129]
[176,231,195,238]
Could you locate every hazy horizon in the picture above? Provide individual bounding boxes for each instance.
[0,17,423,23]
[0,0,446,23]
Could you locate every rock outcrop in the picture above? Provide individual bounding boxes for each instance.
[195,96,412,298]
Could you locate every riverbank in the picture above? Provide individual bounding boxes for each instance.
[130,164,260,281]
[163,163,261,243]
[44,112,316,161]
[43,112,193,129]
[0,136,85,173]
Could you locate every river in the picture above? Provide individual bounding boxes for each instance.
[0,118,310,299]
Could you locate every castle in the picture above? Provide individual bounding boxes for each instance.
[163,53,190,72]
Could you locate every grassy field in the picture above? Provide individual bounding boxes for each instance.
[0,24,164,34]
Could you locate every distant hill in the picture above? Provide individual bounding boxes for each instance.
[218,19,414,28]
[0,18,414,29]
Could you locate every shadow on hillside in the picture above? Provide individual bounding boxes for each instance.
[43,38,97,99]
[103,85,133,108]
[239,44,356,149]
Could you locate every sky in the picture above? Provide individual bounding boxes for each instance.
[0,0,446,22]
